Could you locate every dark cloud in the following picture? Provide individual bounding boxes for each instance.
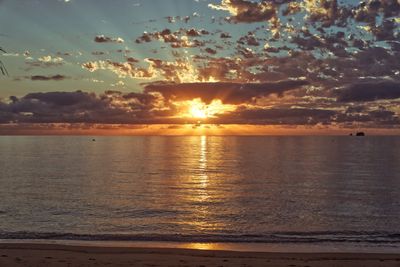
[354,1,400,23]
[336,106,399,125]
[92,51,106,55]
[144,80,309,104]
[24,91,94,106]
[186,28,202,36]
[30,75,68,81]
[237,47,255,58]
[369,108,396,120]
[220,32,232,38]
[94,35,124,43]
[204,47,217,54]
[165,14,198,24]
[105,90,157,106]
[135,32,152,43]
[0,90,161,124]
[25,61,64,68]
[237,33,260,46]
[126,57,139,63]
[337,81,400,102]
[135,28,206,48]
[1,88,399,126]
[220,107,337,125]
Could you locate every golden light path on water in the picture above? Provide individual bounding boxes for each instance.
[183,135,214,232]
[199,135,208,189]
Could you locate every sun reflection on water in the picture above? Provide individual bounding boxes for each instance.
[183,242,223,250]
[199,135,208,188]
[194,135,209,209]
[183,136,217,231]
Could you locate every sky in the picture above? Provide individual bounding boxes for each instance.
[0,0,399,134]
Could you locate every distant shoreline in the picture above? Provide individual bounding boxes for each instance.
[0,123,399,136]
[1,239,400,254]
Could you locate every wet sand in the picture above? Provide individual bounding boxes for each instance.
[1,243,400,267]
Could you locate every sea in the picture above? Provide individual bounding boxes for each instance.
[1,136,400,252]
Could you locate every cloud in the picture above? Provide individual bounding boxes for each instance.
[82,57,205,83]
[186,28,208,36]
[30,75,68,81]
[220,32,232,38]
[337,81,400,102]
[38,56,63,63]
[0,88,399,126]
[24,91,94,106]
[0,89,339,125]
[135,28,207,48]
[94,35,124,43]
[144,80,309,104]
[26,55,64,68]
[209,0,278,23]
[204,47,217,54]
[335,106,399,125]
[0,90,162,124]
[3,0,400,129]
[237,33,260,46]
[81,60,154,79]
[354,1,400,24]
[220,107,337,125]
[92,51,106,56]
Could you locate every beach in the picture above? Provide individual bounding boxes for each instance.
[1,243,400,267]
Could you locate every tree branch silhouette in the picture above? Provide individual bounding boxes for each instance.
[0,47,8,76]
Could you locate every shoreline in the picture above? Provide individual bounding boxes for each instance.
[1,242,400,267]
[2,239,400,253]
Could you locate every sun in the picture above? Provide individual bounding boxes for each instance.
[189,99,208,119]
[176,98,236,120]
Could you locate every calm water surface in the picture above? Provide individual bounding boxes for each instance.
[1,136,400,249]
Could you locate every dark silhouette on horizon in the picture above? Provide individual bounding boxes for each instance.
[349,132,366,136]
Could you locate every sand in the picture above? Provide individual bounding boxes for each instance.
[1,243,400,267]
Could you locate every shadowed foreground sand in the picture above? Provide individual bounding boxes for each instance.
[1,243,400,267]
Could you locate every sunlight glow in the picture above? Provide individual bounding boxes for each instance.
[189,99,208,118]
[183,243,222,250]
[179,98,235,119]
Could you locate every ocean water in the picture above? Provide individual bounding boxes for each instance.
[1,136,400,250]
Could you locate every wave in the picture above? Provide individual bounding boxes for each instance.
[1,231,400,244]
